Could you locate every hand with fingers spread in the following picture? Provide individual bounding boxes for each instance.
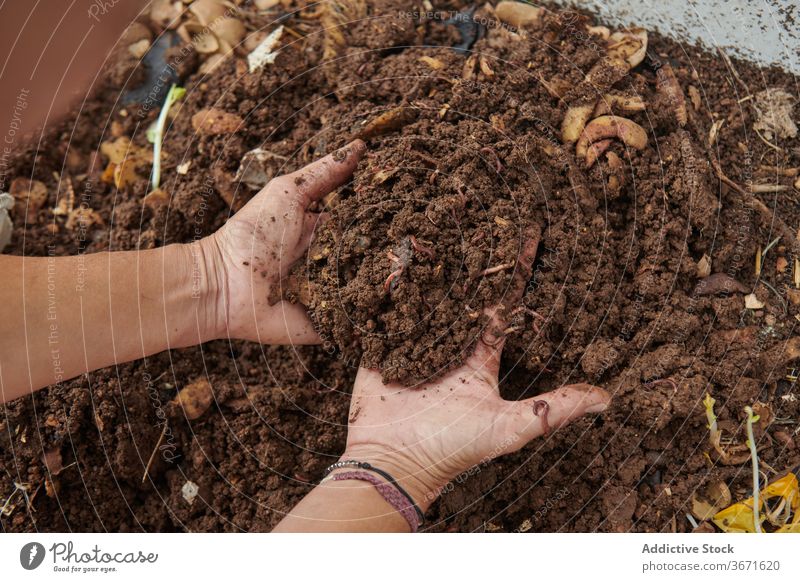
[275,226,612,532]
[200,140,366,345]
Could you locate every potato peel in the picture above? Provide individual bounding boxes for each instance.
[561,103,595,144]
[575,115,648,159]
[584,138,613,168]
[593,93,646,117]
[607,28,648,69]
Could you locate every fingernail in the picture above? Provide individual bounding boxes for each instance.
[349,139,367,156]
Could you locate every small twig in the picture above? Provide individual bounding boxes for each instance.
[142,424,168,484]
[762,236,781,259]
[750,184,789,193]
[760,279,787,314]
[711,159,798,255]
[0,488,19,517]
[753,127,782,153]
[480,262,514,276]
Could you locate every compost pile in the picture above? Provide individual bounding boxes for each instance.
[2,0,800,533]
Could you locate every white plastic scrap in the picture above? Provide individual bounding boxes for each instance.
[181,480,200,505]
[0,193,14,253]
[753,88,797,141]
[247,25,284,73]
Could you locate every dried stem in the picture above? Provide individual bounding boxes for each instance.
[142,424,168,484]
[744,406,763,533]
[480,262,514,276]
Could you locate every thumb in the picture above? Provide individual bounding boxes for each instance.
[501,383,611,452]
[285,139,366,207]
[296,211,330,256]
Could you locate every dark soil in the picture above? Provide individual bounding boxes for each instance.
[2,1,800,532]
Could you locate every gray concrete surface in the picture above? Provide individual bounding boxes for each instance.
[553,0,799,73]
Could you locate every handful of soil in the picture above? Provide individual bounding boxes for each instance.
[288,2,722,385]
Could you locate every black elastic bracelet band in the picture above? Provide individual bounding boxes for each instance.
[323,460,425,527]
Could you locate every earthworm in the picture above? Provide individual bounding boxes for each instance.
[479,330,504,347]
[533,400,551,435]
[384,267,404,294]
[410,235,436,260]
[480,146,504,173]
[643,378,678,391]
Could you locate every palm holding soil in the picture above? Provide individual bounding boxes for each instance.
[203,140,366,345]
[342,230,611,508]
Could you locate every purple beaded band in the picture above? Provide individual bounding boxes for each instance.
[330,470,420,532]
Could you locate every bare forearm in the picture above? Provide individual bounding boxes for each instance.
[273,480,412,533]
[275,451,436,533]
[0,243,218,402]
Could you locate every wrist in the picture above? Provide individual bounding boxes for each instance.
[339,445,447,513]
[176,237,227,343]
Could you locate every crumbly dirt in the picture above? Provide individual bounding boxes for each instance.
[2,1,799,532]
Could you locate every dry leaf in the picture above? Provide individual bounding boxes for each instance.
[10,178,48,221]
[691,480,732,521]
[696,254,711,278]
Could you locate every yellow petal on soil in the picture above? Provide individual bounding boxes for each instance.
[763,473,799,503]
[713,499,761,533]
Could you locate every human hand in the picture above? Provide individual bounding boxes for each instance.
[200,140,366,345]
[339,226,612,511]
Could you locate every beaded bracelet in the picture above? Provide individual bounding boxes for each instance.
[322,460,425,531]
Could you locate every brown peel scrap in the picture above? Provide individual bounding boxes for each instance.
[575,115,648,159]
[656,63,688,126]
[356,106,418,140]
